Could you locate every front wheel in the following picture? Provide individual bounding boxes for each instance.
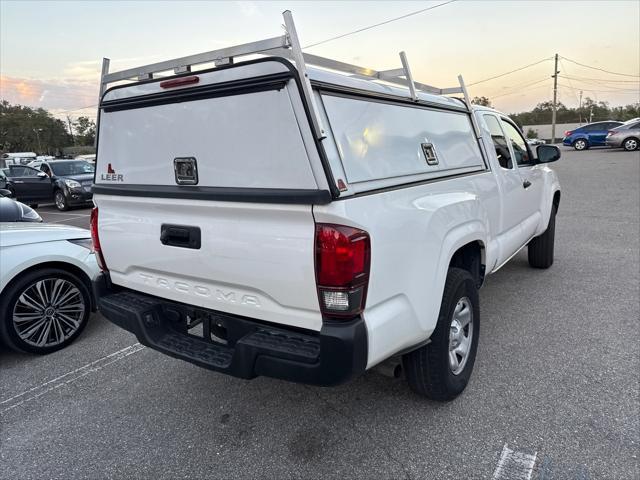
[528,206,556,269]
[403,268,480,401]
[0,268,91,354]
[623,137,639,151]
[54,189,69,211]
[573,139,588,151]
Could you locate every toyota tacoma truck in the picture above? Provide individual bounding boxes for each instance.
[91,13,561,400]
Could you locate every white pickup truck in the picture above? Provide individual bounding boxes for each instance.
[92,14,561,400]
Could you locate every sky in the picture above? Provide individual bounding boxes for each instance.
[1,0,638,122]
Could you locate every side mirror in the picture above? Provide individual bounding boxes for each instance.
[37,171,48,178]
[0,188,11,197]
[536,144,561,163]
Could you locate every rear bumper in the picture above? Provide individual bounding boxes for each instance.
[605,137,622,147]
[93,273,367,386]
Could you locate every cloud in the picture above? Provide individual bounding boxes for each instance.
[0,75,97,116]
[237,1,259,17]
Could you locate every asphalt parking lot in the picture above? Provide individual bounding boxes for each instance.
[35,204,92,229]
[1,147,638,479]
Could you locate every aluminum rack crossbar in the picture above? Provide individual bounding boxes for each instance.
[98,10,479,141]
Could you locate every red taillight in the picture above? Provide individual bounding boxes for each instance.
[159,75,200,89]
[564,130,572,137]
[315,224,370,318]
[90,207,108,271]
[607,130,617,136]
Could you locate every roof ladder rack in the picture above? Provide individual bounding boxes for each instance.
[97,10,479,142]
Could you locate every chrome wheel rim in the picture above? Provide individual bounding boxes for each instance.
[13,278,86,348]
[575,140,586,150]
[448,297,473,375]
[625,139,637,151]
[55,192,65,209]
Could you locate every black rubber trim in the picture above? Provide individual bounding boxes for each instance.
[97,57,339,199]
[93,276,367,386]
[91,183,332,205]
[337,170,487,200]
[101,72,292,112]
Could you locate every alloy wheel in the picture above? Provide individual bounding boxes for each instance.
[624,139,638,151]
[12,278,86,348]
[55,191,66,210]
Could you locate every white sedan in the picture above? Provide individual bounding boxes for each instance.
[0,223,99,354]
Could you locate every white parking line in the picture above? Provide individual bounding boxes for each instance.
[48,217,87,224]
[0,343,145,414]
[39,210,90,217]
[493,444,538,480]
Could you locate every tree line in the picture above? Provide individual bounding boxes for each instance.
[0,101,96,155]
[472,96,639,127]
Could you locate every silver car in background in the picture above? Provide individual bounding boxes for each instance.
[606,118,640,151]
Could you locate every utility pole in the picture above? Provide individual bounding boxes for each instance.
[33,128,43,154]
[66,115,75,144]
[578,90,583,124]
[551,53,560,144]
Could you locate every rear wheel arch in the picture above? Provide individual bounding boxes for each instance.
[448,240,486,288]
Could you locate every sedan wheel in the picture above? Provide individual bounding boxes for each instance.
[623,138,638,151]
[0,269,90,354]
[573,139,587,151]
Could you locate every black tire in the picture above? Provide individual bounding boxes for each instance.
[0,268,91,354]
[402,268,480,401]
[573,138,588,151]
[622,137,639,151]
[528,206,556,269]
[54,189,69,211]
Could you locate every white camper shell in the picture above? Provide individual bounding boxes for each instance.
[93,11,561,400]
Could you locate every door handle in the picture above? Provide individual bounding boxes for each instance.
[523,180,531,189]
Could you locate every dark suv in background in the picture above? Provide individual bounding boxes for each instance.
[2,160,94,211]
[563,121,623,151]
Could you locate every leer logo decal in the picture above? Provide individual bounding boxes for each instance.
[101,163,124,181]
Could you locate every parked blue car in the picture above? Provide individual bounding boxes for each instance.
[563,121,623,150]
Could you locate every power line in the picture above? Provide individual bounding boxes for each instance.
[557,83,640,94]
[559,58,581,105]
[491,78,550,99]
[54,104,98,114]
[467,57,553,86]
[303,0,457,49]
[560,56,640,78]
[558,77,639,92]
[559,74,639,84]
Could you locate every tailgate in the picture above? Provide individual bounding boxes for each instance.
[94,60,328,331]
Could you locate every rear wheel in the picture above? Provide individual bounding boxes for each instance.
[54,189,69,211]
[573,138,588,151]
[402,268,480,401]
[528,206,556,269]
[623,137,639,151]
[0,268,91,354]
